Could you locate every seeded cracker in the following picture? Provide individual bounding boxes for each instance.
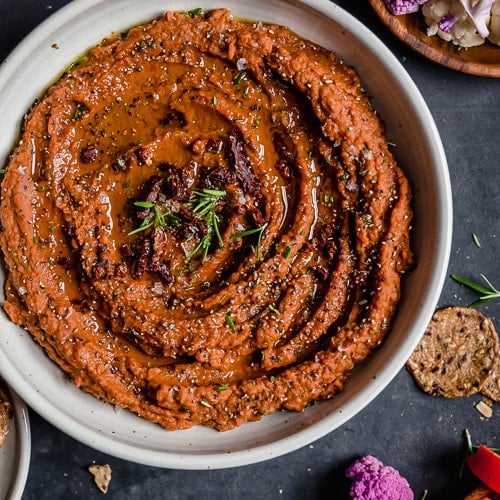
[88,464,112,494]
[0,382,12,448]
[406,307,500,398]
[481,356,500,403]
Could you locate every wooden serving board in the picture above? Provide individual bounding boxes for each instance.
[369,0,500,78]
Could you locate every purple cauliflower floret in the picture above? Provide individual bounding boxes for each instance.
[346,455,414,500]
[458,0,495,37]
[438,14,458,31]
[383,0,427,15]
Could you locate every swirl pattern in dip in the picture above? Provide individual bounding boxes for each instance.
[0,9,413,430]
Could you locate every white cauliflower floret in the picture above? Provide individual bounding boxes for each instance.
[487,0,500,45]
[422,0,487,47]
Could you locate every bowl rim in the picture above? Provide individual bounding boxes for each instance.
[0,0,452,469]
[1,383,31,500]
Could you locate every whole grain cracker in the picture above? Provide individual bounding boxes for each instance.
[481,356,499,403]
[88,464,112,494]
[0,382,12,448]
[406,307,499,398]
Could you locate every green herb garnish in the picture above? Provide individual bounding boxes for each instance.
[232,71,246,84]
[225,314,235,330]
[188,188,226,262]
[338,172,350,184]
[451,273,500,307]
[128,201,180,235]
[231,223,267,260]
[186,7,203,17]
[284,246,292,258]
[268,304,280,315]
[217,385,229,391]
[471,233,481,248]
[73,103,89,120]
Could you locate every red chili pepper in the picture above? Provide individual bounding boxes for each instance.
[466,444,500,493]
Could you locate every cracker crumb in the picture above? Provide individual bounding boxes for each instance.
[88,464,112,494]
[475,400,493,419]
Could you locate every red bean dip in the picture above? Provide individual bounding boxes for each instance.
[0,9,413,430]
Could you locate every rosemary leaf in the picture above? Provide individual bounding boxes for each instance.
[464,428,473,454]
[451,274,491,294]
[231,225,265,239]
[187,188,226,261]
[231,223,267,260]
[134,201,155,208]
[233,71,246,84]
[452,273,500,307]
[471,233,481,248]
[128,201,179,235]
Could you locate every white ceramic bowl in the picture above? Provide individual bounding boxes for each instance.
[0,0,452,469]
[0,382,31,500]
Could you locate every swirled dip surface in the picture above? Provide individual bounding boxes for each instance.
[0,9,413,430]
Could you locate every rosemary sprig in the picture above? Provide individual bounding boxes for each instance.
[128,201,180,235]
[188,188,226,262]
[451,273,500,307]
[231,222,267,260]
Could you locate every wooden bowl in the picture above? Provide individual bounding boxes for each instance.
[369,0,500,77]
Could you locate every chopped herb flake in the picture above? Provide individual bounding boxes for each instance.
[186,7,203,17]
[233,71,246,84]
[225,314,235,330]
[471,233,481,248]
[73,104,89,120]
[268,304,280,314]
[339,172,350,184]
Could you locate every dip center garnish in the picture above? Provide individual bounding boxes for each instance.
[187,188,226,262]
[128,186,228,264]
[0,9,413,431]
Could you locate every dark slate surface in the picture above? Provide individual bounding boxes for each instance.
[0,1,498,499]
